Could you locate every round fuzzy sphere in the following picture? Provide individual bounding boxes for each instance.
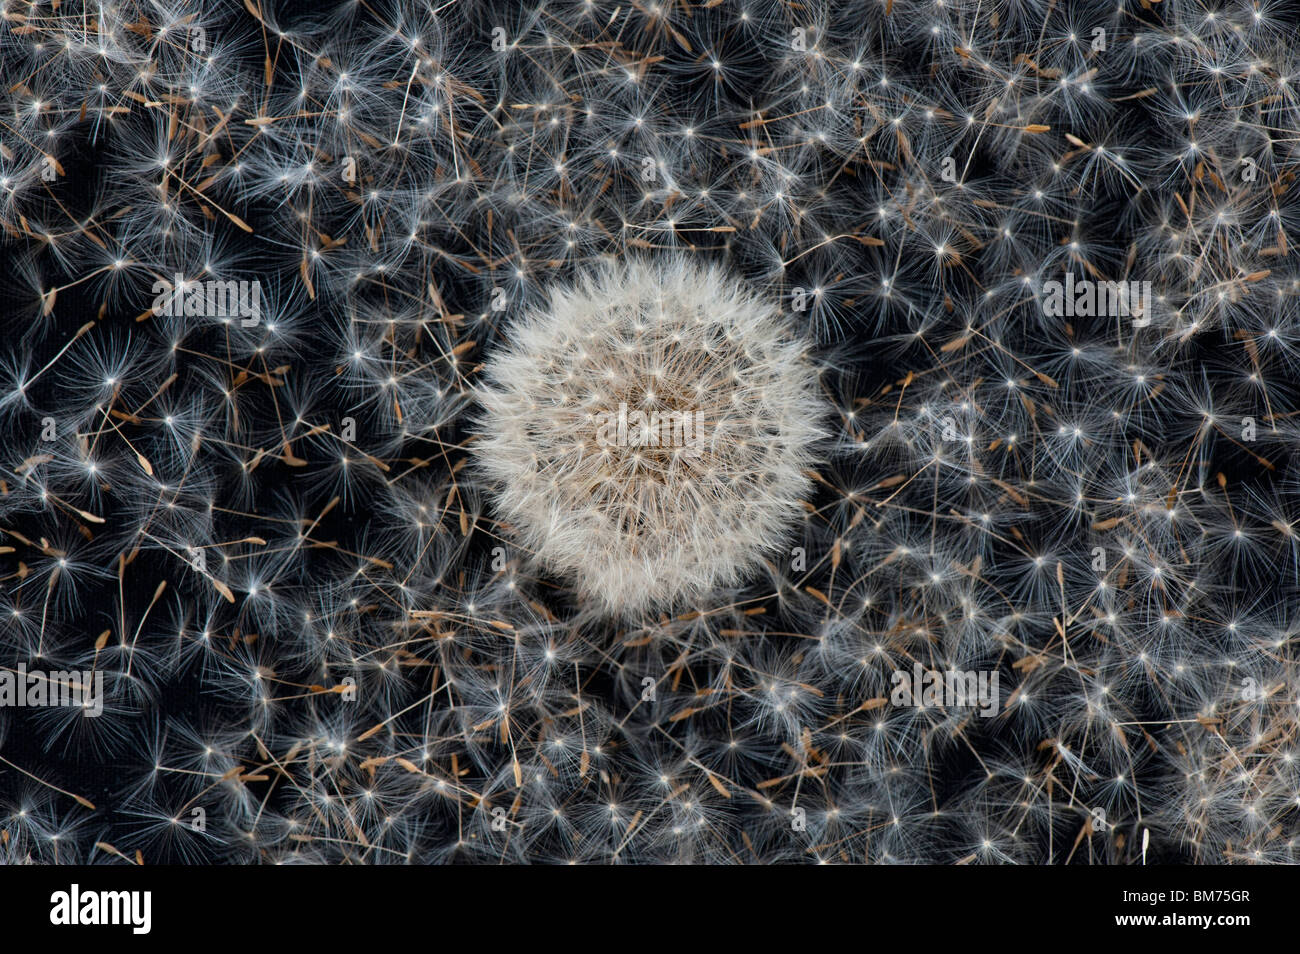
[473,257,826,616]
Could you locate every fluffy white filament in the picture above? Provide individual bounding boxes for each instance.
[474,258,825,615]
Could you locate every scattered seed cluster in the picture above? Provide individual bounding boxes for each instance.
[1,0,1299,863]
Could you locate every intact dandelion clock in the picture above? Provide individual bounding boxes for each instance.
[474,257,826,616]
